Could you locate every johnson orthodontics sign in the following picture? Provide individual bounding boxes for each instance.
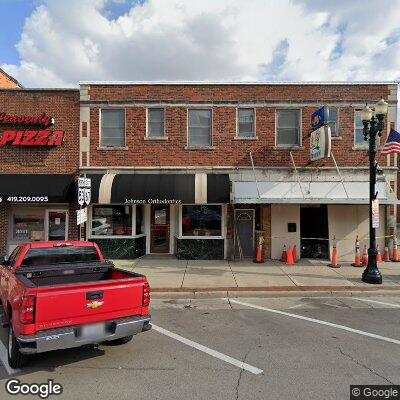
[0,112,65,146]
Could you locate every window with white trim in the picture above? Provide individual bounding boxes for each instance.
[354,110,365,146]
[327,107,339,137]
[276,109,301,146]
[182,205,222,236]
[91,205,132,236]
[147,108,165,138]
[188,109,212,147]
[237,108,255,137]
[354,110,380,148]
[101,109,125,147]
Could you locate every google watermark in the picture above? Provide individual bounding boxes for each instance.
[351,385,400,400]
[5,379,63,399]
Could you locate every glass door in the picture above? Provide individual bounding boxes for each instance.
[46,210,68,241]
[150,205,170,253]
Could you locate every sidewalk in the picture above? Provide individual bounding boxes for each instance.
[113,256,400,296]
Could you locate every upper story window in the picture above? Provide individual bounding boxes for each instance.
[354,110,380,148]
[276,109,301,146]
[327,107,339,137]
[237,108,255,137]
[101,109,125,147]
[188,109,212,147]
[147,108,165,138]
[354,110,365,146]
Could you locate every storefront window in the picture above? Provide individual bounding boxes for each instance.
[13,211,45,241]
[92,205,132,236]
[182,205,222,237]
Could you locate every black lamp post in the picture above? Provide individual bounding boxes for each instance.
[361,98,388,284]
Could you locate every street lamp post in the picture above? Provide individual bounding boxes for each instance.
[361,98,388,284]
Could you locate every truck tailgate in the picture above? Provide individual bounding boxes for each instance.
[34,278,146,331]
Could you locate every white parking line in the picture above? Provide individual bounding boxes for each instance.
[352,298,400,308]
[0,338,19,375]
[228,299,400,346]
[152,324,263,375]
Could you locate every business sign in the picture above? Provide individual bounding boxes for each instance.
[0,112,54,127]
[0,130,65,146]
[372,199,379,228]
[311,106,327,130]
[310,125,331,161]
[0,112,64,147]
[78,177,91,206]
[77,207,88,225]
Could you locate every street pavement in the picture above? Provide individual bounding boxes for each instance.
[0,294,400,399]
[113,257,400,292]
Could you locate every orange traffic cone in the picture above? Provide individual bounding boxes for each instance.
[376,245,382,262]
[351,235,362,267]
[281,245,287,263]
[254,236,265,263]
[286,246,294,265]
[361,245,368,266]
[328,235,340,268]
[292,245,297,263]
[391,236,399,262]
[383,244,390,262]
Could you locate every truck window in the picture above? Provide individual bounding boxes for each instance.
[21,246,101,267]
[8,246,23,268]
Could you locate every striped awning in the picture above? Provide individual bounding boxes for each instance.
[87,173,230,205]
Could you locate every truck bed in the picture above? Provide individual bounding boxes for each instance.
[16,263,143,288]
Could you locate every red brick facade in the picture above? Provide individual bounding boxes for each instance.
[0,89,80,255]
[0,89,80,174]
[84,84,391,169]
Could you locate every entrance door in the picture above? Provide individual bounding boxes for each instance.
[150,205,170,253]
[46,210,68,241]
[234,209,255,258]
[300,205,329,259]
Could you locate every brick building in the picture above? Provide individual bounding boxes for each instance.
[0,68,22,89]
[78,82,398,261]
[0,88,80,255]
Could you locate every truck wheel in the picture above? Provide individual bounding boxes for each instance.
[8,325,28,369]
[107,335,133,345]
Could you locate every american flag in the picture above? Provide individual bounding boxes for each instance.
[381,129,400,155]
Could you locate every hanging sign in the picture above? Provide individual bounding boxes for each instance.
[78,177,91,206]
[310,125,331,161]
[372,199,379,228]
[77,208,88,225]
[311,106,327,130]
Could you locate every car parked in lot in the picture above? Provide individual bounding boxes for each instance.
[0,241,151,368]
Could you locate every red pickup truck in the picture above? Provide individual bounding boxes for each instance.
[0,241,151,368]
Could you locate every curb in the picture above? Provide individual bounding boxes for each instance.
[151,286,400,299]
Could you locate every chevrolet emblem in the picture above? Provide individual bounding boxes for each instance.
[86,301,104,309]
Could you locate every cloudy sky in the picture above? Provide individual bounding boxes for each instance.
[1,0,400,87]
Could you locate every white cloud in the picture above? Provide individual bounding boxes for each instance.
[2,0,400,87]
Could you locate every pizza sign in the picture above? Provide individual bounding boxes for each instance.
[0,130,65,146]
[0,112,64,147]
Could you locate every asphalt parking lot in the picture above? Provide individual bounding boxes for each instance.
[0,295,400,400]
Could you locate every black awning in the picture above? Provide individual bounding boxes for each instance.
[87,173,231,205]
[111,174,195,203]
[0,174,75,203]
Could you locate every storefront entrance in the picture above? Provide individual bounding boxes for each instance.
[234,209,255,258]
[300,205,329,259]
[150,205,170,253]
[8,206,69,254]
